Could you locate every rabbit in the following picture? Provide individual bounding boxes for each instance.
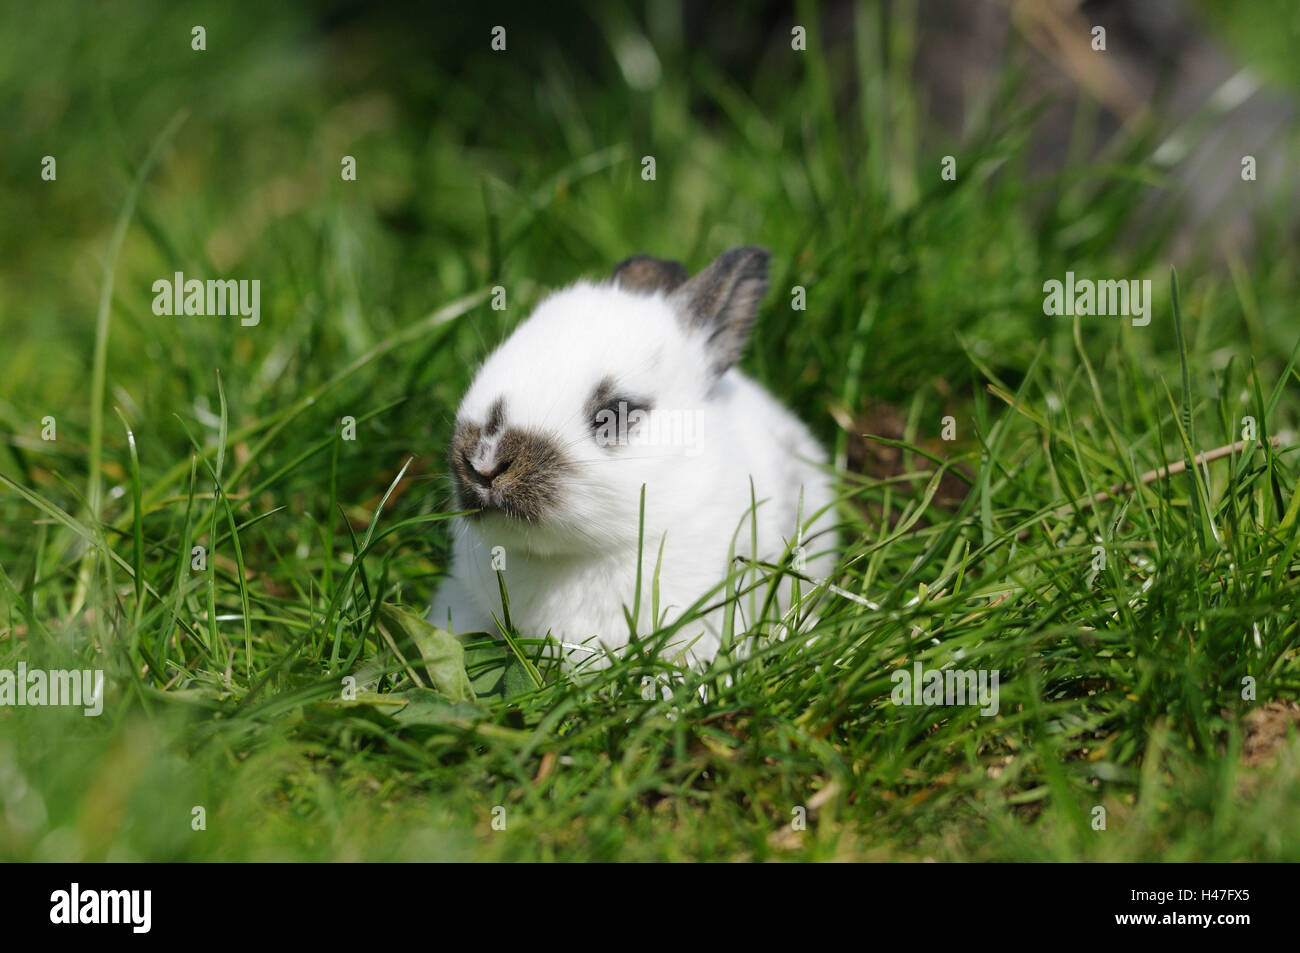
[429,246,838,670]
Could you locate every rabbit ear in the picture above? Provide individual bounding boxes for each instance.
[611,254,688,295]
[670,246,769,376]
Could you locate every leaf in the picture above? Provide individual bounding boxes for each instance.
[366,689,484,726]
[502,658,537,699]
[374,603,476,703]
[462,637,540,701]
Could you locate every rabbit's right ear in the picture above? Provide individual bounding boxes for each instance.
[670,246,769,377]
[611,255,688,295]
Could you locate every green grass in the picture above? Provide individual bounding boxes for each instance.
[2,0,1299,861]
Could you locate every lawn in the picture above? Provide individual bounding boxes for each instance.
[1,0,1299,861]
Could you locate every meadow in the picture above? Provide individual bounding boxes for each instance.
[1,0,1298,861]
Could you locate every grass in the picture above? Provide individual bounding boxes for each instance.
[1,0,1299,861]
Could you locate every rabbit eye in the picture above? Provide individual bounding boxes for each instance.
[586,378,653,446]
[591,398,651,433]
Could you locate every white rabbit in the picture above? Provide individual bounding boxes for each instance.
[429,247,838,669]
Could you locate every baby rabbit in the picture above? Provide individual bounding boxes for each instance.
[429,246,837,668]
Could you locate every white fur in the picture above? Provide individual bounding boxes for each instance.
[429,278,837,668]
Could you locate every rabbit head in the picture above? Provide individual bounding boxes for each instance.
[448,246,770,558]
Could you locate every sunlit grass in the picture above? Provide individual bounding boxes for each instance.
[1,0,1298,861]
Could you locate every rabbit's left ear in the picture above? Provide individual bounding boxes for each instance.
[670,246,769,376]
[611,255,688,295]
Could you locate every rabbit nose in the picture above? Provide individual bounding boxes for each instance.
[463,451,514,487]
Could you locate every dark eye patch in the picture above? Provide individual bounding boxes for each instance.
[585,376,653,444]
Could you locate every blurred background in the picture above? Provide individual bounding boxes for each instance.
[3,0,1298,456]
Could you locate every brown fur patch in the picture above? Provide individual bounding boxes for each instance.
[449,419,570,523]
[611,254,688,295]
[483,397,506,437]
